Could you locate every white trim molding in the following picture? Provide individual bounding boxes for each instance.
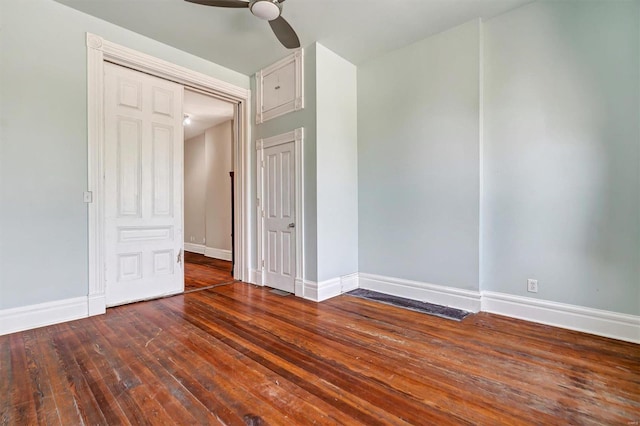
[358,273,482,313]
[302,279,338,302]
[204,247,233,262]
[256,128,305,297]
[88,294,106,318]
[300,280,318,301]
[293,128,305,296]
[87,33,253,317]
[341,273,359,293]
[184,244,232,261]
[248,269,261,286]
[184,243,206,254]
[0,297,88,336]
[295,278,304,297]
[316,278,342,302]
[482,291,640,344]
[255,48,304,124]
[301,272,359,302]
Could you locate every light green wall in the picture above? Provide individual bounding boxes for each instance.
[0,0,249,309]
[358,20,481,291]
[316,44,358,282]
[252,43,318,281]
[205,121,233,252]
[358,1,639,316]
[184,134,207,245]
[482,0,640,315]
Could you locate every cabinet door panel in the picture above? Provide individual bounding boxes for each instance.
[262,71,280,112]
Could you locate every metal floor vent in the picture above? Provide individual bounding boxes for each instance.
[269,289,292,296]
[346,289,471,321]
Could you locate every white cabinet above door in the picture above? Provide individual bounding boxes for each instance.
[256,49,304,124]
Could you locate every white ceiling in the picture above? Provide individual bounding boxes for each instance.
[183,89,235,140]
[55,0,531,75]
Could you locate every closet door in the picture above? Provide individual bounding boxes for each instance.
[104,62,184,306]
[262,141,296,293]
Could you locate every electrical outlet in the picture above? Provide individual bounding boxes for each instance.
[527,279,538,293]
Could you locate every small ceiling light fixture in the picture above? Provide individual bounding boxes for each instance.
[249,0,281,21]
[183,114,192,125]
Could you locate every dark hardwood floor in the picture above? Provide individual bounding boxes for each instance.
[1,283,639,425]
[184,251,234,292]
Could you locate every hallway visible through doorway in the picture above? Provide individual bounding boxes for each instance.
[184,252,234,292]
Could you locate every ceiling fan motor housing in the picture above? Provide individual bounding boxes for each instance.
[184,0,298,49]
[250,0,282,21]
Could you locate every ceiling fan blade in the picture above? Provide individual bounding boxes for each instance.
[184,0,249,8]
[268,16,300,49]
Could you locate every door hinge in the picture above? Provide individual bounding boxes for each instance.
[261,209,265,218]
[177,250,182,266]
[261,259,265,268]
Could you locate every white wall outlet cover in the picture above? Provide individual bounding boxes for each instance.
[527,279,538,293]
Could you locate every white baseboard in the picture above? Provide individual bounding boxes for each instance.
[301,272,359,302]
[5,275,636,345]
[482,291,640,344]
[88,294,106,316]
[301,280,319,301]
[317,277,342,302]
[0,297,89,336]
[341,272,359,293]
[359,273,482,313]
[355,274,639,343]
[184,244,232,262]
[250,269,262,286]
[295,278,304,297]
[184,243,205,254]
[204,247,232,261]
[302,279,338,301]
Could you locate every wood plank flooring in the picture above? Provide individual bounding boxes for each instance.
[1,283,639,425]
[184,252,234,291]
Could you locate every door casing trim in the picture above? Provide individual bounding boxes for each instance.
[86,33,252,315]
[255,128,305,296]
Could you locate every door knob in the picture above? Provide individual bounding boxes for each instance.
[288,223,295,228]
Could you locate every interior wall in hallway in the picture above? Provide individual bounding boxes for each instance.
[183,120,233,258]
[184,133,207,246]
[205,120,233,254]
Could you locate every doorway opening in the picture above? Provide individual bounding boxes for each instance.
[87,33,252,315]
[256,129,305,297]
[183,89,237,291]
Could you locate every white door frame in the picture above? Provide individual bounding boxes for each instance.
[256,128,304,297]
[86,33,252,315]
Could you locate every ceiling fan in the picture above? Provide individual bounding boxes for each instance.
[185,0,300,49]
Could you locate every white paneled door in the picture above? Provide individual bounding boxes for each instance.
[104,63,184,307]
[263,141,296,293]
